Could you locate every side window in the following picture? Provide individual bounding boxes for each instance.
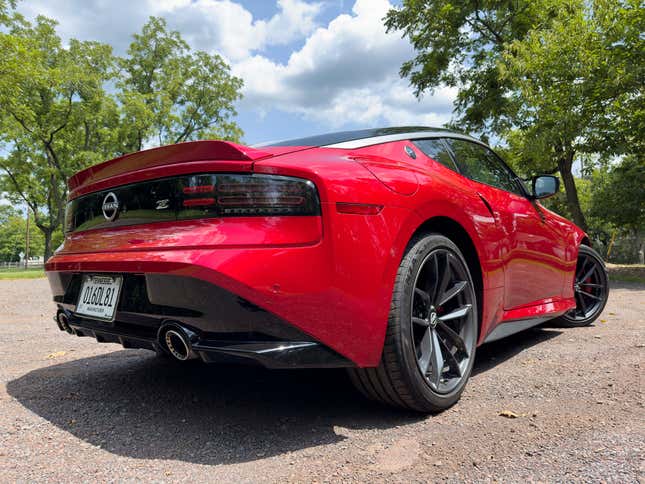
[413,139,459,172]
[444,139,523,195]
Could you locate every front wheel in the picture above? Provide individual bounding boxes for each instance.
[552,245,609,327]
[348,233,478,412]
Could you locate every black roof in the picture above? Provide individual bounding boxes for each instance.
[255,126,461,148]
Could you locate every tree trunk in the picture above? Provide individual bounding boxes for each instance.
[43,229,53,262]
[557,153,588,232]
[635,229,644,265]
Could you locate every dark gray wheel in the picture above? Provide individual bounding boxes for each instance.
[553,245,609,327]
[348,233,478,412]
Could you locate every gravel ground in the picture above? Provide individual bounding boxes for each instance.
[0,277,643,482]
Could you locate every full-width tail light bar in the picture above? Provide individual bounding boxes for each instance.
[65,173,321,233]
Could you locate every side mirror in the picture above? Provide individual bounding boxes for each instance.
[532,175,559,199]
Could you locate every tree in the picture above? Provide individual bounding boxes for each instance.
[386,0,643,231]
[385,1,550,133]
[590,155,645,235]
[117,17,243,152]
[0,15,118,259]
[499,0,643,231]
[0,205,45,262]
[0,14,244,260]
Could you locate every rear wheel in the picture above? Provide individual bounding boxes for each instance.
[552,245,609,327]
[348,233,478,412]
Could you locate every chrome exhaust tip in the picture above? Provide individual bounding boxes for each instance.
[56,311,73,334]
[159,324,198,361]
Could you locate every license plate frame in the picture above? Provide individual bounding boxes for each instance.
[75,274,123,322]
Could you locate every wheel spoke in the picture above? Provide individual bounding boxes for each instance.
[437,335,462,377]
[412,317,430,327]
[437,320,468,355]
[577,290,602,302]
[434,253,451,304]
[429,329,444,386]
[414,287,431,307]
[579,263,596,283]
[438,304,472,322]
[417,329,432,374]
[425,254,438,303]
[579,282,602,288]
[576,257,589,279]
[576,291,588,314]
[437,280,467,307]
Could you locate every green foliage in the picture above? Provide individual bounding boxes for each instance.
[0,14,243,260]
[117,17,243,152]
[385,0,551,132]
[498,0,643,230]
[0,206,45,262]
[0,15,118,258]
[0,0,16,26]
[590,155,645,234]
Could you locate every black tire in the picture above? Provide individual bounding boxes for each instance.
[348,233,478,412]
[551,245,609,327]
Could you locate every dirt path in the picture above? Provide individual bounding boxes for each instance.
[0,278,643,482]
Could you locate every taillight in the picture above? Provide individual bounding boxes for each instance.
[180,174,321,217]
[65,173,321,233]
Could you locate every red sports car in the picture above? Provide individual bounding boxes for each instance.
[46,127,609,412]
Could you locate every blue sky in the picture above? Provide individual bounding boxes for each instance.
[16,0,456,145]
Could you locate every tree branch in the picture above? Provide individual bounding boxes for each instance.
[174,85,207,143]
[0,160,40,217]
[8,110,36,136]
[472,2,505,44]
[47,90,74,144]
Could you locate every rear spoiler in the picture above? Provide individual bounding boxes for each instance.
[68,141,272,191]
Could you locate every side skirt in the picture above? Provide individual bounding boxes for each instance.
[482,317,553,344]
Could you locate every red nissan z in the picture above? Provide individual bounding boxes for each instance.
[45,127,609,412]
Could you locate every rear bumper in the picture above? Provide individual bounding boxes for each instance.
[50,272,353,368]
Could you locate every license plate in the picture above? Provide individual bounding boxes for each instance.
[76,274,123,322]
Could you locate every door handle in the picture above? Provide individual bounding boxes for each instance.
[477,193,495,218]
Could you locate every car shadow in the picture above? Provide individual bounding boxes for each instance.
[7,326,563,465]
[472,326,562,376]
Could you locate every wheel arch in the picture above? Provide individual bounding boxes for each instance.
[408,216,484,336]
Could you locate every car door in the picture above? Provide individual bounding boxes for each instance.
[443,138,567,310]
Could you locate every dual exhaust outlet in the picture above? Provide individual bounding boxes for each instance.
[55,310,198,362]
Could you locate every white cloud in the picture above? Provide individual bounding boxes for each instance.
[149,0,323,60]
[232,0,456,128]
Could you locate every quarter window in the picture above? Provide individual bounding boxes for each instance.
[444,139,524,195]
[413,139,459,172]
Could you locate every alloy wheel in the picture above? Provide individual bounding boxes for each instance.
[567,250,608,322]
[410,248,477,394]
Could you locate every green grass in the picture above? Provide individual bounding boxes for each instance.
[606,263,645,284]
[0,268,45,279]
[610,273,645,284]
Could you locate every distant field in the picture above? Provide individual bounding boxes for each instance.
[606,263,645,284]
[0,268,45,280]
